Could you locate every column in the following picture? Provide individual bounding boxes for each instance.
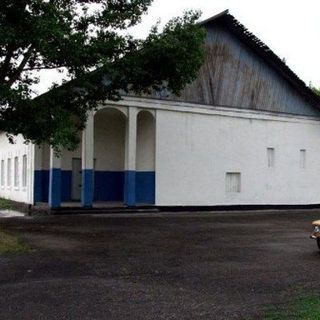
[81,112,94,207]
[48,147,61,208]
[33,145,43,204]
[124,107,137,206]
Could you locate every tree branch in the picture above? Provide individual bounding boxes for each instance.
[7,45,34,87]
[0,44,15,84]
[22,66,65,72]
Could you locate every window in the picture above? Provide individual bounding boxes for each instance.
[14,156,19,187]
[267,148,275,168]
[300,149,306,169]
[226,172,241,193]
[7,158,11,187]
[22,155,27,187]
[0,160,4,187]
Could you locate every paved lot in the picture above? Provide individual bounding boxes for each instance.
[0,209,319,320]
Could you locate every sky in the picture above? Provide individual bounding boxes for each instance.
[36,0,320,95]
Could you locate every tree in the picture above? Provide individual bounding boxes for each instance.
[309,82,320,96]
[0,0,206,150]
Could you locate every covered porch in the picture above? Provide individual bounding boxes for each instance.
[33,106,156,208]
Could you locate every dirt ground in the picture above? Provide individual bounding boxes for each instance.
[0,209,319,320]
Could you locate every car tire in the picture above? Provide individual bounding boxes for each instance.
[317,238,320,250]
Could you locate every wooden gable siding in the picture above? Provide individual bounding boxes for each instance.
[148,24,320,117]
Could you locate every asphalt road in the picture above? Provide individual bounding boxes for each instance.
[0,209,319,320]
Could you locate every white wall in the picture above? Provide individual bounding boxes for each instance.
[4,95,320,207]
[45,108,127,173]
[34,144,51,171]
[136,110,155,171]
[154,103,320,206]
[61,144,81,171]
[0,133,33,204]
[34,143,80,172]
[94,108,126,171]
[33,106,128,177]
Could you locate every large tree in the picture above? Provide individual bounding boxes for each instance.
[311,85,320,97]
[0,0,205,150]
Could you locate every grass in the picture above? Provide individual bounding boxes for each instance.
[0,199,28,254]
[0,198,12,210]
[0,229,29,254]
[261,293,320,320]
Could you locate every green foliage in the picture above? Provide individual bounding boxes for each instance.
[0,198,12,210]
[0,1,206,151]
[309,82,320,96]
[262,293,320,320]
[312,87,320,97]
[0,229,30,254]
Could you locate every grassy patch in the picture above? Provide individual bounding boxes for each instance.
[0,230,29,254]
[0,198,12,210]
[262,293,320,320]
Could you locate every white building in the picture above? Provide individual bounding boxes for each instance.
[1,11,320,210]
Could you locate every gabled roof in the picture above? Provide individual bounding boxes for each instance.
[200,10,320,108]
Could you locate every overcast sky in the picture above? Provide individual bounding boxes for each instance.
[36,0,320,95]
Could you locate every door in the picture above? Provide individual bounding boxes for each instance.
[72,158,82,201]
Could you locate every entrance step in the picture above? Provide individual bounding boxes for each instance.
[32,205,160,216]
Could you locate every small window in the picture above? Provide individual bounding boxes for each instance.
[226,172,241,193]
[22,155,27,187]
[300,149,306,169]
[267,148,275,168]
[14,156,19,187]
[0,160,4,187]
[7,158,11,187]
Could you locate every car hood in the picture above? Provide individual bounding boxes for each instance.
[312,220,320,226]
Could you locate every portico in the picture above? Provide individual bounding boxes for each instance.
[35,105,156,208]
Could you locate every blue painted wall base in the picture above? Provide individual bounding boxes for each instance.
[82,169,94,207]
[34,169,155,206]
[48,168,61,208]
[94,171,124,201]
[34,170,71,203]
[61,171,72,202]
[136,172,155,204]
[124,171,136,206]
[34,170,49,203]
